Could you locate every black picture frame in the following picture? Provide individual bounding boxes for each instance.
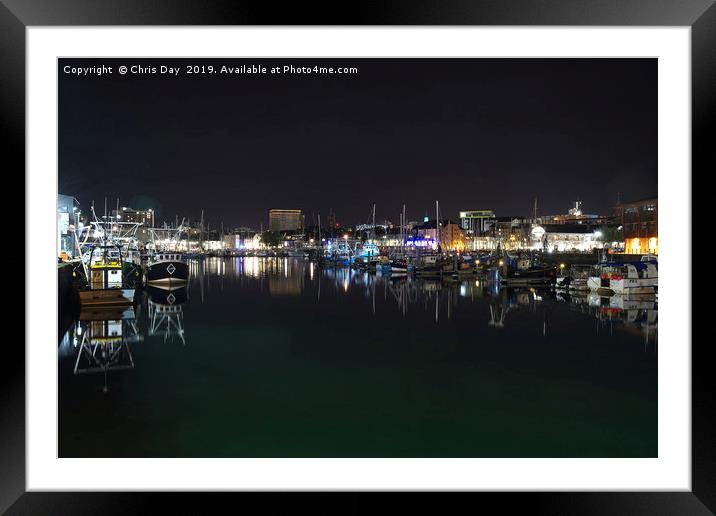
[4,1,710,513]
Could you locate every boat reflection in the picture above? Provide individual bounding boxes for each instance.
[71,306,142,393]
[147,286,188,345]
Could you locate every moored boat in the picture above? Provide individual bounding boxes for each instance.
[77,244,136,307]
[498,251,558,286]
[145,251,189,285]
[587,258,657,296]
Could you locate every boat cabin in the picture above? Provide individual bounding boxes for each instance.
[151,253,184,263]
[87,246,124,289]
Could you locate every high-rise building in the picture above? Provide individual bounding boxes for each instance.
[111,207,155,243]
[268,209,304,232]
[113,207,154,226]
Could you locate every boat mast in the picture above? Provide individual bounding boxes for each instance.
[200,209,204,252]
[372,203,376,242]
[436,200,440,249]
[402,204,406,254]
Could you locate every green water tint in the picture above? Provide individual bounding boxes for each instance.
[59,257,657,457]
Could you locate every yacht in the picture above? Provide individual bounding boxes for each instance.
[587,258,657,296]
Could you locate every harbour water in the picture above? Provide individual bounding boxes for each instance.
[58,257,657,457]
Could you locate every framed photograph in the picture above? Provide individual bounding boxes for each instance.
[6,0,710,512]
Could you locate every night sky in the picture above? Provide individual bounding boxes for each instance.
[59,58,657,229]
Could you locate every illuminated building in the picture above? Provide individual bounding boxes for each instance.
[529,224,604,252]
[494,217,531,250]
[537,201,606,225]
[268,209,304,232]
[459,210,495,236]
[416,220,467,251]
[57,194,80,259]
[111,206,155,243]
[615,198,658,255]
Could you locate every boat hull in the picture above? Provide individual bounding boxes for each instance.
[500,267,557,285]
[587,276,657,295]
[146,260,189,285]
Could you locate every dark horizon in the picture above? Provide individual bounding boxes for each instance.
[59,58,657,230]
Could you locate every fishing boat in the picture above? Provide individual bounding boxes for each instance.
[498,251,558,286]
[77,244,136,307]
[411,249,444,276]
[145,224,189,285]
[145,251,189,285]
[587,257,657,296]
[74,212,144,289]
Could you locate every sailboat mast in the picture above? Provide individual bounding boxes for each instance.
[402,204,406,252]
[372,203,376,241]
[200,209,204,251]
[436,200,440,248]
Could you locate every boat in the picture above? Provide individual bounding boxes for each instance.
[145,251,189,285]
[77,244,136,307]
[390,256,409,274]
[587,257,657,296]
[498,251,558,286]
[442,254,476,276]
[413,251,443,276]
[74,212,144,289]
[556,264,592,291]
[145,224,189,285]
[375,256,392,273]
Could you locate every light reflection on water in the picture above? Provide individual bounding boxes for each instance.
[58,257,658,458]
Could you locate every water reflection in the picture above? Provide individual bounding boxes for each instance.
[58,257,657,457]
[187,257,657,344]
[66,306,141,393]
[60,257,658,387]
[147,286,187,345]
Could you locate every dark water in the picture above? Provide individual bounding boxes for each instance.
[58,257,657,457]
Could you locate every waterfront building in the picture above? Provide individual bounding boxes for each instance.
[494,217,531,250]
[377,227,405,248]
[269,209,304,232]
[529,223,604,253]
[57,194,80,259]
[615,198,658,254]
[415,220,467,251]
[224,229,260,250]
[459,210,496,236]
[537,201,612,226]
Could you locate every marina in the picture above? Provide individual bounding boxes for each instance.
[54,57,661,462]
[59,255,657,458]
